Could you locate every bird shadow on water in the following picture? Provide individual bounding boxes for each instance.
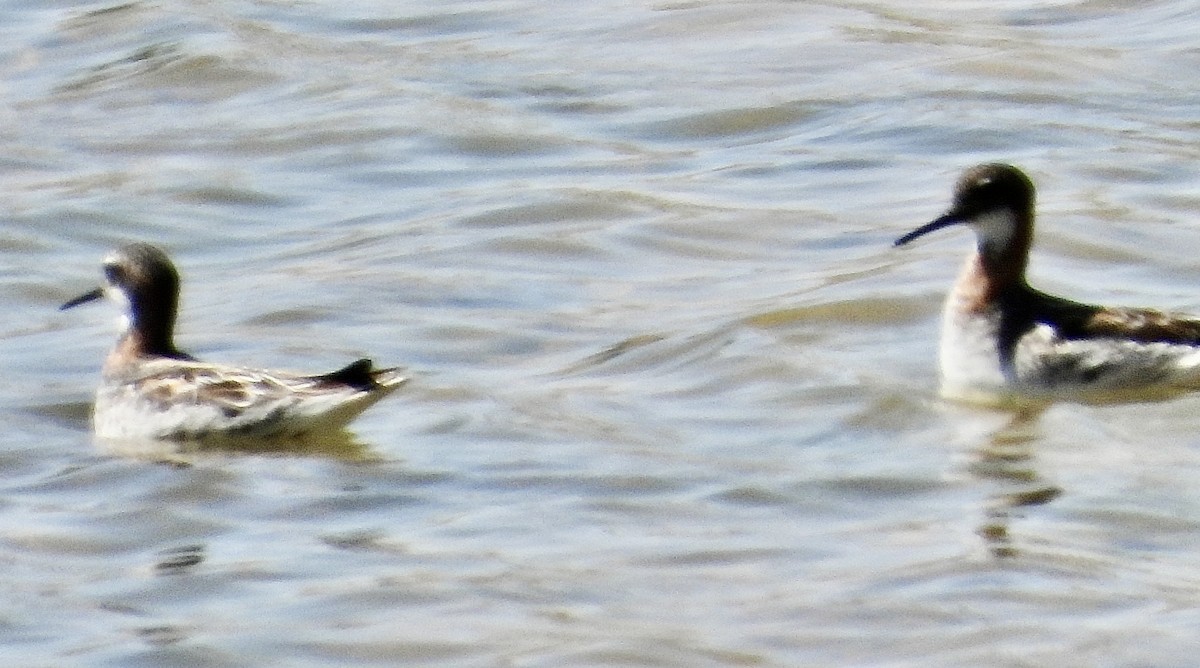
[958,383,1200,560]
[93,431,379,464]
[965,406,1063,560]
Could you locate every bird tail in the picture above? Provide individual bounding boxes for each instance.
[311,358,407,392]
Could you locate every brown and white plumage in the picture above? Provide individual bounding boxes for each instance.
[62,243,406,442]
[895,163,1200,402]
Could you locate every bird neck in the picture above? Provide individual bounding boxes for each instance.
[122,302,183,359]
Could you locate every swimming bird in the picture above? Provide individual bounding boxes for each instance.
[61,243,407,442]
[895,163,1200,403]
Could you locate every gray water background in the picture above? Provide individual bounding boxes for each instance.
[4,1,1200,665]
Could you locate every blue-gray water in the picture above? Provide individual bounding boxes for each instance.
[4,1,1200,665]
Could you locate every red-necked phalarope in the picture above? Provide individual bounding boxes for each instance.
[61,243,407,442]
[895,163,1200,403]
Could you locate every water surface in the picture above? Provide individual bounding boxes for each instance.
[3,1,1200,665]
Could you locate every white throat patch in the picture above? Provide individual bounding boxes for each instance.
[968,209,1020,257]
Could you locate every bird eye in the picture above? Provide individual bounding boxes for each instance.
[103,263,125,284]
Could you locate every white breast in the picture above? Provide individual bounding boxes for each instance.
[938,302,1009,401]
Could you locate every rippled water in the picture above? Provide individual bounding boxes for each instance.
[4,0,1200,665]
